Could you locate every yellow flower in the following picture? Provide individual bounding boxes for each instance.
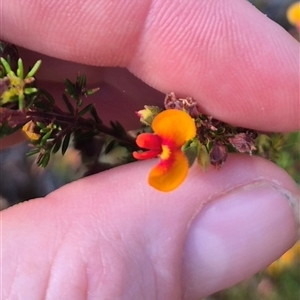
[22,121,40,141]
[1,75,25,103]
[133,109,196,192]
[266,240,300,276]
[287,2,300,29]
[0,57,40,109]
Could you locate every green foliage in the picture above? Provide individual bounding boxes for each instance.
[275,132,300,185]
[0,43,139,171]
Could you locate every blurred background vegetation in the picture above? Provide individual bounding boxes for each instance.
[1,0,299,299]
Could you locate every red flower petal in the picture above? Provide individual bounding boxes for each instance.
[133,149,161,160]
[135,133,161,150]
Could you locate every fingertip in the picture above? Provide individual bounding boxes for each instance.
[182,166,299,298]
[130,0,299,131]
[3,0,298,131]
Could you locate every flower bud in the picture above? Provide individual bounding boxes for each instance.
[136,105,162,126]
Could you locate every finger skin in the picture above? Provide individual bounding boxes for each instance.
[2,155,299,299]
[1,0,299,131]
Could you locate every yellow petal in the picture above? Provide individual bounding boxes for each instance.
[22,121,40,141]
[287,2,300,27]
[152,110,196,146]
[148,150,189,192]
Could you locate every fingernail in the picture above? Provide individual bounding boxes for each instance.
[183,181,299,299]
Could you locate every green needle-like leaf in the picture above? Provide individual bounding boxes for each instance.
[40,151,51,168]
[17,58,24,79]
[24,87,38,95]
[0,57,11,74]
[26,60,42,78]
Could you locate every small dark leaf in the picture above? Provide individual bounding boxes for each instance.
[62,93,74,114]
[77,98,83,108]
[90,105,102,124]
[25,94,38,109]
[116,121,127,135]
[78,103,94,117]
[110,121,118,132]
[110,120,127,137]
[65,78,76,96]
[40,89,55,104]
[26,149,40,156]
[105,140,116,154]
[52,139,62,154]
[41,151,51,168]
[79,74,86,88]
[62,132,71,155]
[73,129,98,145]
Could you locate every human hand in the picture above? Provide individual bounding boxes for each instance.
[1,0,299,299]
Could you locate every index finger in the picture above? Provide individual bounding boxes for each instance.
[1,0,299,131]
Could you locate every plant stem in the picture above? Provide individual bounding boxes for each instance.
[26,110,138,149]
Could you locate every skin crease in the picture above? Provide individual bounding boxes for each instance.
[1,0,300,299]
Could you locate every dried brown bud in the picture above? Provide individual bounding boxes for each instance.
[200,115,220,131]
[164,92,200,118]
[0,107,27,127]
[210,141,228,168]
[229,133,257,155]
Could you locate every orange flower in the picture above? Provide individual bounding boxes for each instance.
[133,109,196,192]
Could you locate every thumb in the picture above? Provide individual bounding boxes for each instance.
[2,155,299,299]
